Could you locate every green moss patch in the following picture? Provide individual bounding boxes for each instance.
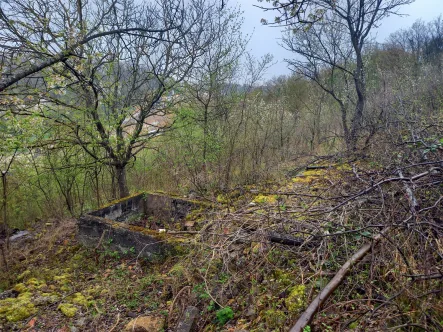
[58,303,78,317]
[253,194,278,205]
[285,285,306,313]
[0,293,37,322]
[69,293,88,307]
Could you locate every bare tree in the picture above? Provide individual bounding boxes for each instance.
[388,15,443,65]
[0,0,179,92]
[181,3,246,190]
[260,0,414,150]
[5,0,223,198]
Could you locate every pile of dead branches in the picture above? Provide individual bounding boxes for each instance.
[168,148,442,330]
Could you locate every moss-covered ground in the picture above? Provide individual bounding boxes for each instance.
[0,158,442,331]
[0,219,182,331]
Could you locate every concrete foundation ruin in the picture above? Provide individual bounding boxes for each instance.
[77,192,201,259]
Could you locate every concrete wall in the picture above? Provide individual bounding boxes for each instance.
[145,194,196,222]
[89,193,146,221]
[77,192,200,259]
[77,215,166,259]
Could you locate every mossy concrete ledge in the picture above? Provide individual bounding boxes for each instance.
[77,214,168,259]
[77,192,200,259]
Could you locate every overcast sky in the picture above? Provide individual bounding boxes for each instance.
[236,0,443,79]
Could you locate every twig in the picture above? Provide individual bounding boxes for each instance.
[203,249,222,307]
[108,312,120,332]
[397,169,419,213]
[94,302,103,314]
[94,230,107,264]
[387,323,428,331]
[403,272,443,281]
[168,285,191,327]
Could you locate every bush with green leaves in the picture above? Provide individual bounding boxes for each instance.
[216,306,234,325]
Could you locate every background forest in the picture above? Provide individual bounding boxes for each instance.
[0,0,441,225]
[0,0,442,331]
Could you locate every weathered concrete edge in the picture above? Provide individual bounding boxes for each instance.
[87,191,213,221]
[91,191,214,214]
[88,192,146,220]
[77,191,210,258]
[77,214,169,259]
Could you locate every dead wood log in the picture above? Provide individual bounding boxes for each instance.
[290,230,387,332]
[268,232,305,246]
[243,227,314,247]
[305,165,330,170]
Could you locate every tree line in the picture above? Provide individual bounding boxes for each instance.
[0,0,442,228]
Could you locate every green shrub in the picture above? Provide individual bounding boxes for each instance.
[216,306,234,325]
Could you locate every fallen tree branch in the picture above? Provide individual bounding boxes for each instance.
[290,229,388,332]
[244,227,313,247]
[403,272,443,281]
[168,228,313,247]
[268,232,306,246]
[305,165,331,170]
[168,285,191,327]
[108,312,120,332]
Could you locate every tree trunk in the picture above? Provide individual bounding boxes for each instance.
[349,52,366,151]
[340,104,352,150]
[349,95,364,150]
[203,105,209,162]
[1,172,6,234]
[1,172,9,253]
[115,165,130,199]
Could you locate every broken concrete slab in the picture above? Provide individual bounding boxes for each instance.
[145,193,197,222]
